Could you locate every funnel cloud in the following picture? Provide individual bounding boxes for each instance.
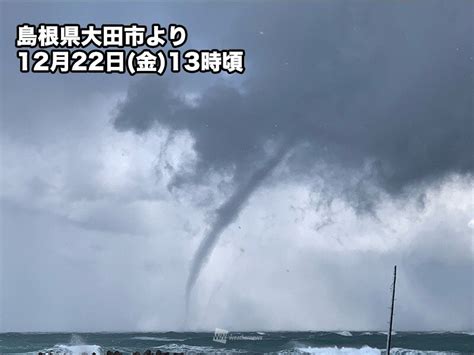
[185,140,292,317]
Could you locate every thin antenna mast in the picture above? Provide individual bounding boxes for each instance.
[386,265,397,354]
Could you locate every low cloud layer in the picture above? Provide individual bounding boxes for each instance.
[114,2,472,194]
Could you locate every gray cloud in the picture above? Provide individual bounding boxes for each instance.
[1,0,472,333]
[114,2,473,194]
[113,1,473,313]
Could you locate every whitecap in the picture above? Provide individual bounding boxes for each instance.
[379,331,397,335]
[335,331,353,337]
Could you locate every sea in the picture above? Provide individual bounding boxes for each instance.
[0,332,472,354]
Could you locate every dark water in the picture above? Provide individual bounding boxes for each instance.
[0,332,472,354]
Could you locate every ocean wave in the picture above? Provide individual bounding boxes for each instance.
[335,331,353,337]
[379,331,398,336]
[131,336,186,341]
[155,343,245,353]
[294,346,379,354]
[6,344,467,355]
[425,331,473,336]
[289,346,460,355]
[390,348,460,355]
[38,344,102,355]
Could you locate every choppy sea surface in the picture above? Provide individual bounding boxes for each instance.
[0,332,472,354]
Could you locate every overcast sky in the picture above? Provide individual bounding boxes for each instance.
[0,1,473,332]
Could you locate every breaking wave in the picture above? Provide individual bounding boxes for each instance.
[35,344,102,355]
[32,335,101,355]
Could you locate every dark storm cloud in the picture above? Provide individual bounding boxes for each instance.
[114,1,473,193]
[114,1,473,304]
[0,0,472,333]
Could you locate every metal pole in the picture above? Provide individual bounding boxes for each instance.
[386,265,397,355]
